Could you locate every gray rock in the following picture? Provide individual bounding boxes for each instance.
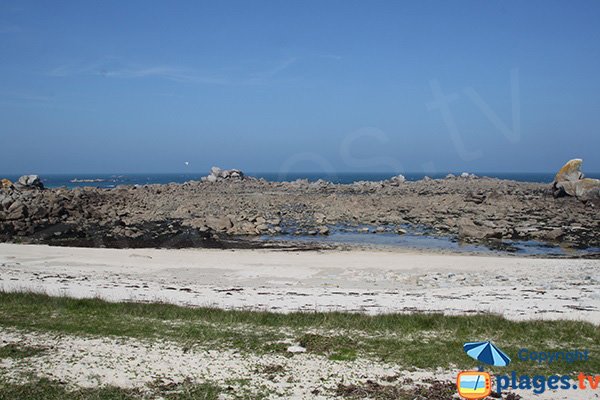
[255,223,269,231]
[457,218,500,240]
[206,216,233,232]
[268,217,281,226]
[205,166,245,182]
[534,228,564,241]
[7,201,26,220]
[205,174,217,183]
[572,179,600,201]
[0,195,11,210]
[15,175,44,190]
[2,196,14,210]
[28,205,48,219]
[318,226,330,235]
[314,213,326,224]
[388,174,406,185]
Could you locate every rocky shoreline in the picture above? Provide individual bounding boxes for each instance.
[1,166,599,253]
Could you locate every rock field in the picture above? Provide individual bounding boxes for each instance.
[1,169,598,251]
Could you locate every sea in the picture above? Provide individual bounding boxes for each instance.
[3,172,600,189]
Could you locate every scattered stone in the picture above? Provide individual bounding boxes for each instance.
[0,170,598,250]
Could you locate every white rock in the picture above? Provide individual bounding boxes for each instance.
[390,174,406,183]
[287,345,306,353]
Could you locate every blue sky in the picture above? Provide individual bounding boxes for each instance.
[1,0,599,174]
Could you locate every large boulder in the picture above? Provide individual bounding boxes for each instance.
[15,175,44,190]
[571,178,600,201]
[554,159,583,183]
[202,167,245,182]
[553,159,599,202]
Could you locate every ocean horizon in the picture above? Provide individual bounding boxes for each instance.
[4,171,600,189]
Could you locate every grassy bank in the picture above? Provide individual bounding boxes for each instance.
[1,291,598,377]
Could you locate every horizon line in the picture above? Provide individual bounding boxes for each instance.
[4,171,599,176]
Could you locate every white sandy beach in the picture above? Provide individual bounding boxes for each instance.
[1,243,599,323]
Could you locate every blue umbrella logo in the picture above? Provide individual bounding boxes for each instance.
[464,341,511,367]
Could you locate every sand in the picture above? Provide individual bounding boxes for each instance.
[1,243,599,323]
[2,243,600,399]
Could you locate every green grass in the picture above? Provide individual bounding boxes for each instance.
[0,291,598,376]
[0,377,221,400]
[0,344,47,360]
[298,333,358,361]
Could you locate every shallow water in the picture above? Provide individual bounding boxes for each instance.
[262,226,600,257]
[5,172,600,188]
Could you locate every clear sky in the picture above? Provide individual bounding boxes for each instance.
[1,0,599,175]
